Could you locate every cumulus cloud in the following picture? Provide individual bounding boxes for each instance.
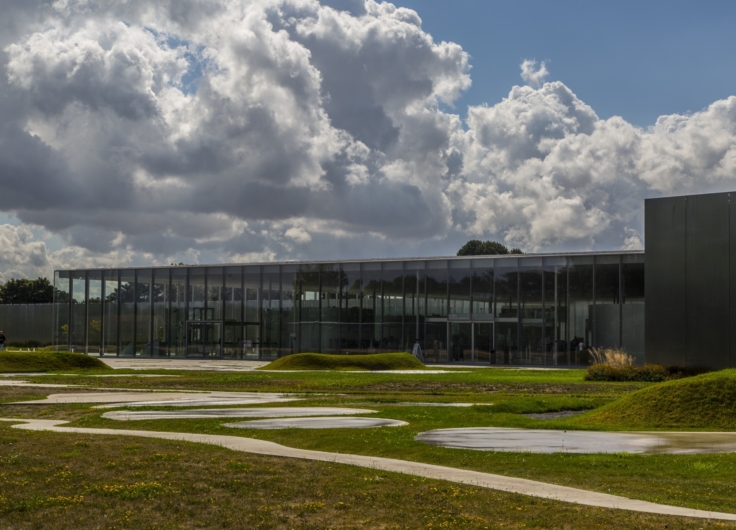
[520,59,549,88]
[0,1,735,279]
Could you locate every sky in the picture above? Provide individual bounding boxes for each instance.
[1,0,736,281]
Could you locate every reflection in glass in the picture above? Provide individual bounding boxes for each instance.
[170,269,187,357]
[280,265,298,357]
[320,264,340,323]
[136,269,152,356]
[262,266,280,359]
[362,263,381,325]
[448,261,471,316]
[404,262,424,353]
[622,255,645,362]
[299,265,319,323]
[495,259,518,318]
[244,267,260,324]
[426,261,447,318]
[207,268,223,321]
[188,268,206,323]
[543,258,567,365]
[71,272,86,351]
[54,271,71,350]
[495,321,518,364]
[152,269,169,357]
[569,257,593,364]
[340,263,361,324]
[450,322,472,361]
[594,256,620,349]
[474,323,493,362]
[87,271,102,354]
[119,271,135,357]
[103,270,118,355]
[425,322,447,362]
[471,260,493,317]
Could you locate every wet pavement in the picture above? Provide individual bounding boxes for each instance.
[225,416,408,429]
[102,407,376,421]
[416,427,736,454]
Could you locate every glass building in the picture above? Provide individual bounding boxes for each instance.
[53,251,645,365]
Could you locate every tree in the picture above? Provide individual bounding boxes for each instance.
[457,240,524,256]
[0,277,55,304]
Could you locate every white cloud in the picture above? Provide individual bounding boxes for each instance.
[1,1,736,280]
[520,59,549,88]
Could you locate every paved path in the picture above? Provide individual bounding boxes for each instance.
[2,418,735,521]
[11,391,299,408]
[103,407,377,421]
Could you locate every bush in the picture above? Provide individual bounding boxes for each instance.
[584,363,667,382]
[588,347,634,367]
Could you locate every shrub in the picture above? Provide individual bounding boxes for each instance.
[584,363,707,382]
[588,347,634,367]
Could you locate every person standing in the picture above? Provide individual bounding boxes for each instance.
[412,339,424,363]
[0,331,5,351]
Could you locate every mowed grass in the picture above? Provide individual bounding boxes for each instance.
[0,351,110,373]
[65,392,736,514]
[261,352,426,371]
[569,369,736,430]
[0,422,731,530]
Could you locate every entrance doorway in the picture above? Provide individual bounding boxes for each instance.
[448,322,494,362]
[187,321,221,358]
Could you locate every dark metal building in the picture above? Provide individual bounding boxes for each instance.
[645,191,736,369]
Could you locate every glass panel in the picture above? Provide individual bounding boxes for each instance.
[495,259,518,318]
[475,322,493,363]
[448,260,471,316]
[404,262,425,352]
[262,266,280,358]
[495,321,518,364]
[103,270,118,355]
[569,257,593,364]
[244,266,261,323]
[136,269,152,356]
[170,269,187,357]
[426,261,447,318]
[340,323,360,354]
[321,323,340,354]
[450,322,472,361]
[188,268,207,321]
[381,263,402,353]
[300,322,320,353]
[87,271,102,354]
[520,323,544,365]
[362,263,381,324]
[544,258,568,365]
[280,265,298,357]
[594,256,620,349]
[71,272,86,352]
[224,267,243,323]
[320,264,340,323]
[425,322,447,362]
[152,269,169,357]
[119,270,135,357]
[54,271,70,350]
[299,265,319,322]
[340,263,361,324]
[519,258,543,319]
[471,260,493,317]
[361,323,381,353]
[223,322,243,359]
[187,322,220,357]
[244,323,260,359]
[622,256,645,363]
[207,267,223,321]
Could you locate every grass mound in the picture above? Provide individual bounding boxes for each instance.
[570,369,736,430]
[0,351,111,373]
[260,352,425,371]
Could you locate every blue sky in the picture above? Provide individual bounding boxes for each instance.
[393,0,736,126]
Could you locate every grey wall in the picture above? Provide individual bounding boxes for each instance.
[645,191,736,368]
[0,304,54,345]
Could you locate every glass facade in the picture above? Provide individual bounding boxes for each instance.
[52,252,645,364]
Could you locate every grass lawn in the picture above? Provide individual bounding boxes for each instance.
[5,360,736,526]
[261,352,426,371]
[0,351,110,373]
[0,421,732,530]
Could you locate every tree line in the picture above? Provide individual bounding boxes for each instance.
[0,278,54,304]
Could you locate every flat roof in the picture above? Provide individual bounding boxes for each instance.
[55,249,645,273]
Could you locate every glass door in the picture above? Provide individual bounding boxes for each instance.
[450,322,472,361]
[474,323,493,363]
[187,322,221,358]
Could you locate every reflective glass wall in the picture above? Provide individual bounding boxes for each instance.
[53,252,644,364]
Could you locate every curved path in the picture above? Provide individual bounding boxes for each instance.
[2,418,735,521]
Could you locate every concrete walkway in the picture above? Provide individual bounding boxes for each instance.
[2,418,735,521]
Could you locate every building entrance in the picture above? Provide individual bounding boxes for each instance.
[448,322,494,363]
[186,321,221,358]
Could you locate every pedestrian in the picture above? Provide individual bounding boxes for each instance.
[0,330,5,351]
[412,339,424,363]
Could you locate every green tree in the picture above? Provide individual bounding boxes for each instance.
[0,277,55,304]
[457,240,524,256]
